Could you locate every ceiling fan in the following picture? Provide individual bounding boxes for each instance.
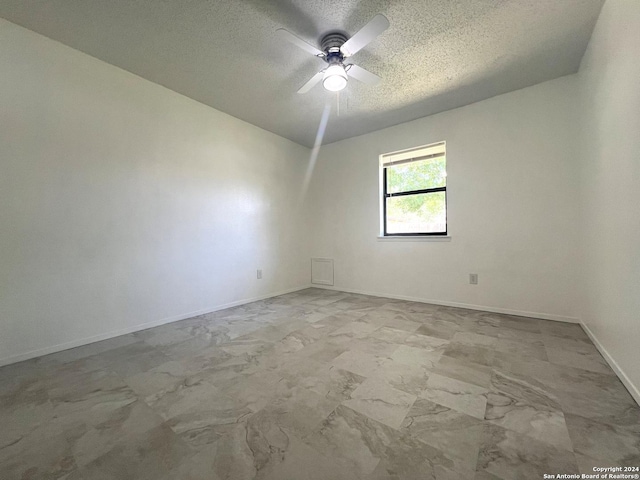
[277,14,390,94]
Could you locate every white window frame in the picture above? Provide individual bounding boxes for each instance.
[379,141,447,237]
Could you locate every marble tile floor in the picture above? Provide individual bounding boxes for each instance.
[1,288,639,479]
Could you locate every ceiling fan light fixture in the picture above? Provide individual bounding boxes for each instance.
[322,64,348,92]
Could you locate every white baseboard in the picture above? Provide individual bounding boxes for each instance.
[311,285,580,323]
[580,322,640,407]
[0,285,311,368]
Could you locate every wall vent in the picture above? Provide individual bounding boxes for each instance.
[311,258,334,286]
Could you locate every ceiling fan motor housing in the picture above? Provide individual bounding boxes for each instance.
[321,32,349,60]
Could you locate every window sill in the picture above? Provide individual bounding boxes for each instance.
[377,236,451,242]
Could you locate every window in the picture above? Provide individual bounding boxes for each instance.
[380,142,447,236]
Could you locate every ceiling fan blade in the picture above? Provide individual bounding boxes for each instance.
[277,28,324,57]
[346,64,381,85]
[297,71,324,94]
[340,14,389,57]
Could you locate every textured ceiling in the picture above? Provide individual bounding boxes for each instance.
[0,0,604,147]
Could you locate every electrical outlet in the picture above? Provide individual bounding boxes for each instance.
[469,273,478,285]
[257,269,262,280]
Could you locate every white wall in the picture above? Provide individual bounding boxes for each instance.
[0,19,311,365]
[309,76,581,321]
[577,0,640,400]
